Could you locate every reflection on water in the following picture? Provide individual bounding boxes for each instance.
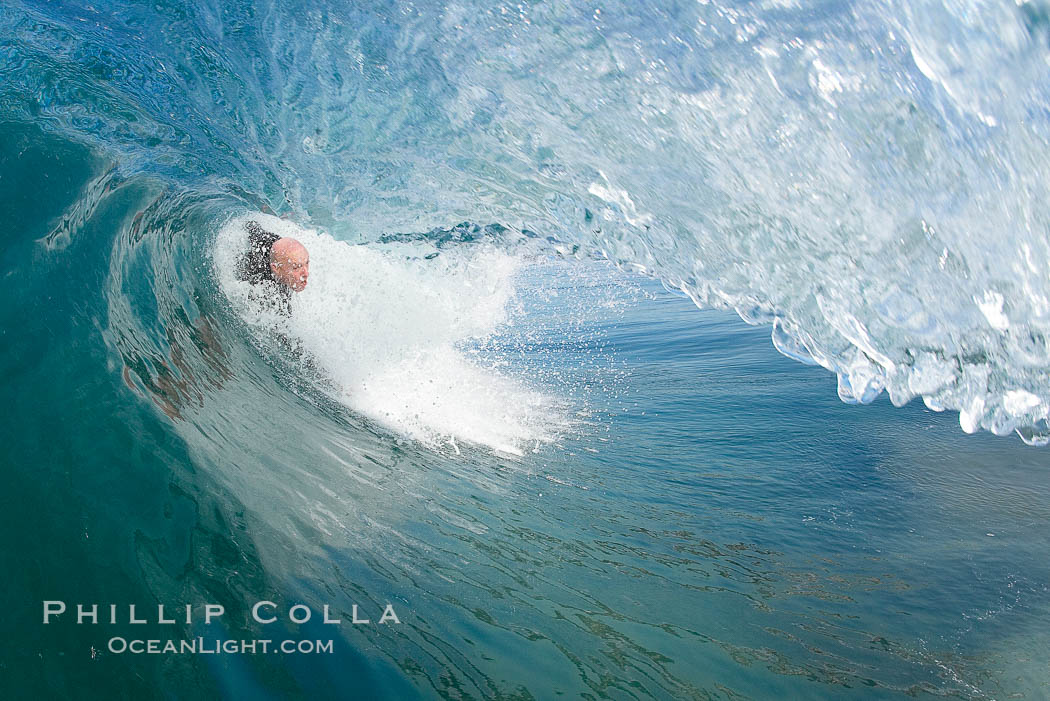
[122,311,232,421]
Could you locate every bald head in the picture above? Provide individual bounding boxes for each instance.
[269,237,310,292]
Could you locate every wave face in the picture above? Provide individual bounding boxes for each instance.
[9,3,1050,698]
[6,0,1050,441]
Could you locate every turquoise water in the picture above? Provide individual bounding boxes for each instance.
[5,1,1050,698]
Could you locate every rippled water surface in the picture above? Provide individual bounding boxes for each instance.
[4,0,1050,698]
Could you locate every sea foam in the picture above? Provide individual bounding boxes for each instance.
[214,214,565,456]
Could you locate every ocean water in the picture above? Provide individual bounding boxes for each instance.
[4,0,1050,698]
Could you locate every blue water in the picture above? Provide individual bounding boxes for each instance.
[5,0,1050,698]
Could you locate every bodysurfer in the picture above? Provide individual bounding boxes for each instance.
[235,220,310,313]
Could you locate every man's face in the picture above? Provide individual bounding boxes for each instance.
[270,238,310,292]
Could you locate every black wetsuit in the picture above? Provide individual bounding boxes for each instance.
[236,221,291,314]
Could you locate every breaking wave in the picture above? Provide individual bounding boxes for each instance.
[6,0,1050,442]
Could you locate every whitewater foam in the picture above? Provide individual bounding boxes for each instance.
[214,214,566,455]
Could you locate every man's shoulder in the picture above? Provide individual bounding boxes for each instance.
[246,221,280,249]
[236,221,281,284]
